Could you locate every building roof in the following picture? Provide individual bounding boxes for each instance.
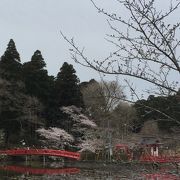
[140,137,160,146]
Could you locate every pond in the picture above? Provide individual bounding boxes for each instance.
[0,161,179,179]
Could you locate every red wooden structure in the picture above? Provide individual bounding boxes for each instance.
[0,149,80,160]
[140,154,180,163]
[0,165,80,175]
[114,144,132,161]
[114,143,180,163]
[138,137,180,163]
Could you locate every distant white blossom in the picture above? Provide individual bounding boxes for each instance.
[60,106,99,152]
[79,139,104,153]
[61,106,97,128]
[36,127,74,142]
[78,114,97,128]
[37,106,99,151]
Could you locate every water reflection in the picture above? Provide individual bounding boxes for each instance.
[0,162,179,180]
[142,173,179,180]
[0,165,80,175]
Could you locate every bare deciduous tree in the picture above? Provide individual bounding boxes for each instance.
[112,102,137,130]
[61,0,180,95]
[81,79,125,126]
[61,0,180,125]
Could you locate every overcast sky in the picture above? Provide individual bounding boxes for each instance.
[0,0,179,98]
[0,0,118,82]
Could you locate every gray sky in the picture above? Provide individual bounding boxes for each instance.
[0,0,179,98]
[0,0,116,82]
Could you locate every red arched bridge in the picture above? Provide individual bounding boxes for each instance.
[0,149,80,160]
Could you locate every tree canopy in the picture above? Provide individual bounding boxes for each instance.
[55,62,83,107]
[0,39,22,80]
[22,50,54,105]
[0,40,84,145]
[134,93,180,132]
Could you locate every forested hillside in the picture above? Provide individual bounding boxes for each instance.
[0,39,179,150]
[0,39,84,147]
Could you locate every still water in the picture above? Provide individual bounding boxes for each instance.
[0,161,179,180]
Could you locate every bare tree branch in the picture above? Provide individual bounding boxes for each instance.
[60,0,180,126]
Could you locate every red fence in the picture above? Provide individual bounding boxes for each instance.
[140,155,180,163]
[0,149,80,160]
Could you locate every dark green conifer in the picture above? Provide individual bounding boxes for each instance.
[1,39,20,62]
[55,62,84,107]
[0,39,21,80]
[22,50,49,100]
[31,50,46,70]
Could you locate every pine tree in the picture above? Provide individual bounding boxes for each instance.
[0,41,44,145]
[30,50,46,70]
[0,39,21,80]
[55,62,83,107]
[22,50,55,126]
[1,39,20,62]
[22,50,54,103]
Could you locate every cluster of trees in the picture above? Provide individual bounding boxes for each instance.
[134,92,180,132]
[81,80,136,136]
[0,37,179,147]
[81,78,180,135]
[0,39,139,147]
[0,39,83,145]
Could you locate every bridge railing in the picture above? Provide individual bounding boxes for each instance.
[0,149,80,160]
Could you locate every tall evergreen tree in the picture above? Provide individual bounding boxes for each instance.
[1,39,20,62]
[55,62,83,107]
[22,50,55,126]
[0,40,44,145]
[22,50,54,104]
[0,39,21,80]
[30,50,46,70]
